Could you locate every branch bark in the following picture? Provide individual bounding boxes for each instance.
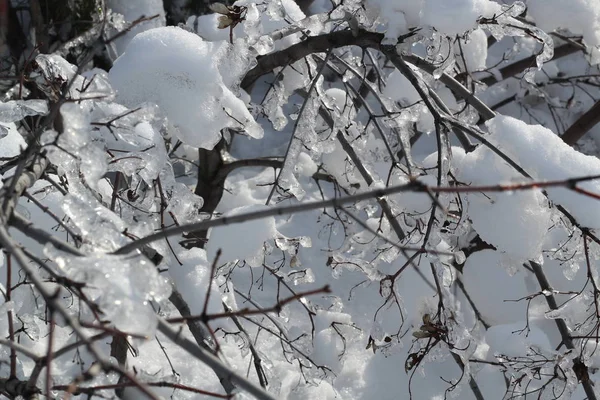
[478,43,582,87]
[561,99,600,145]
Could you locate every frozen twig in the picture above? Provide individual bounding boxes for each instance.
[114,174,600,255]
[0,223,161,399]
[156,318,278,400]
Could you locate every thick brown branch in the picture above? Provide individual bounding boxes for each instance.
[241,29,390,89]
[561,100,600,145]
[479,43,581,87]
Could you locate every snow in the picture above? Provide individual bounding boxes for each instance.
[421,0,500,36]
[366,0,421,35]
[295,151,318,176]
[0,122,26,158]
[312,310,352,372]
[363,0,501,41]
[105,0,166,56]
[383,68,421,105]
[6,0,600,399]
[169,248,225,316]
[485,115,600,229]
[109,26,263,149]
[527,0,600,46]
[461,250,531,326]
[457,135,552,262]
[381,66,440,133]
[205,204,278,263]
[455,27,488,71]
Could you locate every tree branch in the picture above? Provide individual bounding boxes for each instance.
[156,318,278,400]
[561,99,600,145]
[529,261,597,399]
[114,174,600,256]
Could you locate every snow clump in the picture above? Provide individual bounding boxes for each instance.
[109,26,263,149]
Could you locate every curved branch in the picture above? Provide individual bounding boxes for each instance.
[242,28,496,122]
[241,29,399,89]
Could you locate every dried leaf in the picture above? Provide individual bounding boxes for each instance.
[422,314,431,324]
[217,15,233,29]
[209,3,230,15]
[412,331,431,339]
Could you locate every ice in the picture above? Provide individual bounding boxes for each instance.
[324,88,356,121]
[0,100,48,123]
[285,267,315,285]
[158,167,205,223]
[273,84,329,201]
[0,122,26,157]
[45,248,171,334]
[478,8,554,83]
[189,0,306,52]
[109,26,263,150]
[455,28,487,71]
[265,59,314,132]
[280,0,307,21]
[30,54,78,101]
[61,194,128,251]
[80,69,116,100]
[6,0,600,397]
[132,122,167,183]
[46,102,108,193]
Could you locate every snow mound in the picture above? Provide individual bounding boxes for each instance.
[486,115,600,230]
[458,136,552,263]
[109,26,262,149]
